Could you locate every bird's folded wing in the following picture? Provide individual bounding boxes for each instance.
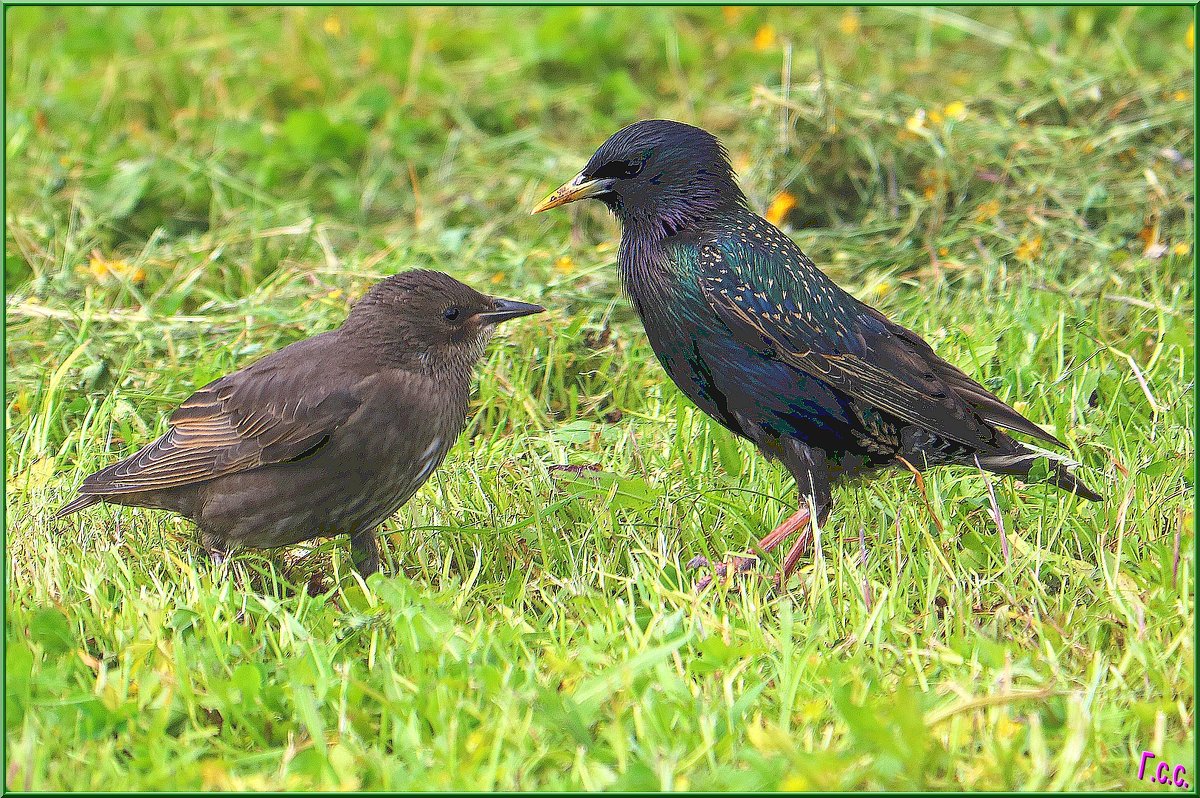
[77,359,366,495]
[866,309,1066,447]
[698,241,1060,451]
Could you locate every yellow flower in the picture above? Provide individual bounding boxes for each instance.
[753,25,777,52]
[765,191,796,225]
[322,15,343,37]
[554,255,575,274]
[937,246,949,257]
[1138,224,1158,248]
[82,253,145,284]
[994,713,1023,741]
[927,101,967,126]
[746,716,790,754]
[490,271,505,284]
[1015,235,1043,262]
[1174,90,1190,102]
[10,389,29,415]
[199,759,229,790]
[918,167,947,200]
[721,6,746,23]
[780,773,811,791]
[974,199,1001,222]
[902,108,921,134]
[1188,22,1194,51]
[874,280,890,297]
[838,11,860,36]
[1172,242,1190,256]
[799,699,824,722]
[326,288,344,300]
[942,100,968,121]
[85,257,109,280]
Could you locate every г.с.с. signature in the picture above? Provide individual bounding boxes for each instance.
[1139,751,1190,789]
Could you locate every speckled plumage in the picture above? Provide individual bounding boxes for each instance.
[536,119,1100,582]
[56,270,544,577]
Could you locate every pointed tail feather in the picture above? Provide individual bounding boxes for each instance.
[54,493,101,519]
[977,448,1103,502]
[1047,462,1104,502]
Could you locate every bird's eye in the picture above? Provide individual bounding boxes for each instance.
[591,159,644,180]
[443,307,461,322]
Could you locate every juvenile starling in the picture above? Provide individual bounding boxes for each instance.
[56,270,544,577]
[534,120,1101,586]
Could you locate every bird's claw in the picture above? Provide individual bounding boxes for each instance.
[307,572,330,597]
[686,553,760,592]
[685,507,815,593]
[206,548,228,570]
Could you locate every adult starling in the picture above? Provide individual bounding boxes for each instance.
[56,270,544,577]
[534,120,1101,586]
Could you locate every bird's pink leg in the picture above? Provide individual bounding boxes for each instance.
[779,520,814,581]
[689,505,812,590]
[758,506,811,554]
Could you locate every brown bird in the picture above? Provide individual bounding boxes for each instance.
[56,270,544,577]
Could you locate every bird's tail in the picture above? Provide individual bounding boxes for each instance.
[976,447,1103,503]
[53,493,101,519]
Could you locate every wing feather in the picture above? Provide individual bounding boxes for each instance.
[76,338,365,495]
[697,235,1062,452]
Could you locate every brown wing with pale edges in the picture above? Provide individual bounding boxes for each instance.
[74,339,364,495]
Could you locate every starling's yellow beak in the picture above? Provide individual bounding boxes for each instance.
[531,172,611,214]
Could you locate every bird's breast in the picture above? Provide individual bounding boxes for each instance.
[619,243,864,451]
[201,397,461,548]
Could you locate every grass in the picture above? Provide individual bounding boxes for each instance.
[4,5,1195,790]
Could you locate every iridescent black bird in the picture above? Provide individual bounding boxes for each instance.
[535,120,1100,586]
[56,270,544,577]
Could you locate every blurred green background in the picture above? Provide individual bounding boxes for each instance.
[5,6,1194,791]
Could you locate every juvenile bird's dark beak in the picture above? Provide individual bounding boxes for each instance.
[477,298,545,324]
[531,172,613,214]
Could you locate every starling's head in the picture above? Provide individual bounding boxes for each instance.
[533,120,744,234]
[343,270,543,372]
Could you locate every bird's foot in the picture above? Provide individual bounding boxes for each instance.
[205,547,230,572]
[202,532,230,573]
[685,553,761,591]
[307,572,331,597]
[687,506,813,592]
[349,530,381,579]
